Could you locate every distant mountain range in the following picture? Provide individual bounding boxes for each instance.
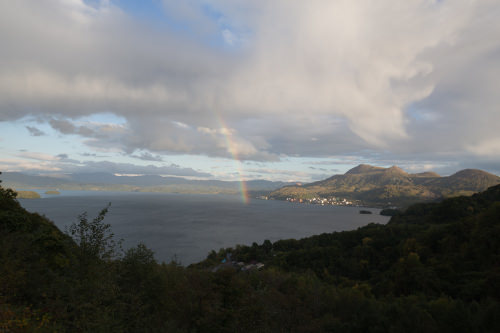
[268,164,500,207]
[1,172,292,195]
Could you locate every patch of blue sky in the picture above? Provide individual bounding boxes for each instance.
[291,156,380,175]
[77,112,128,126]
[82,0,101,9]
[0,119,80,158]
[406,104,439,122]
[0,116,122,164]
[236,156,343,182]
[199,3,233,47]
[112,0,197,37]
[202,4,252,50]
[112,0,165,21]
[113,0,246,50]
[1,116,350,181]
[168,154,235,174]
[200,2,224,22]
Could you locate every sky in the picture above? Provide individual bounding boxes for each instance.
[1,0,500,182]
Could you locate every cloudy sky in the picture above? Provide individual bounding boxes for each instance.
[1,0,499,182]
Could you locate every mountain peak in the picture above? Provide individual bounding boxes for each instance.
[269,165,500,206]
[345,164,385,175]
[386,165,406,173]
[449,169,500,180]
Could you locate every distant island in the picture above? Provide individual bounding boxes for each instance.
[268,164,500,207]
[45,190,60,195]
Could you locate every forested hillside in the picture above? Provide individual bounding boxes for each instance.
[1,175,499,332]
[212,185,500,301]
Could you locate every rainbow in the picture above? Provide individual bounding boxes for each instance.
[214,114,249,204]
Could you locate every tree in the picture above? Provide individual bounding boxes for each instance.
[65,203,123,331]
[66,203,122,263]
[0,172,18,210]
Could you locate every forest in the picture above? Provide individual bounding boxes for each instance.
[1,174,499,332]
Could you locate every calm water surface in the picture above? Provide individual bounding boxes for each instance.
[19,191,390,265]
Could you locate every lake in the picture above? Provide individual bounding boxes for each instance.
[19,191,390,265]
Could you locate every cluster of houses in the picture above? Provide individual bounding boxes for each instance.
[285,196,360,206]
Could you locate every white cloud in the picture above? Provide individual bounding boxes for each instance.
[1,152,212,178]
[17,152,60,161]
[0,158,62,172]
[222,29,237,45]
[0,0,499,170]
[466,139,500,157]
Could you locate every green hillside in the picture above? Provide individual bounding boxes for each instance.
[1,173,499,331]
[200,184,500,330]
[269,164,500,207]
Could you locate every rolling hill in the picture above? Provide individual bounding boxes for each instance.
[269,164,500,207]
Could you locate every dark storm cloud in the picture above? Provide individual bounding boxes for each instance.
[131,152,164,162]
[49,119,95,136]
[26,126,46,136]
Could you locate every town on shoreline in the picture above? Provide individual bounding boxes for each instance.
[259,195,362,207]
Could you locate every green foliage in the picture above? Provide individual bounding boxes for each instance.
[0,176,76,330]
[66,203,122,262]
[0,173,18,209]
[1,174,500,331]
[380,208,400,216]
